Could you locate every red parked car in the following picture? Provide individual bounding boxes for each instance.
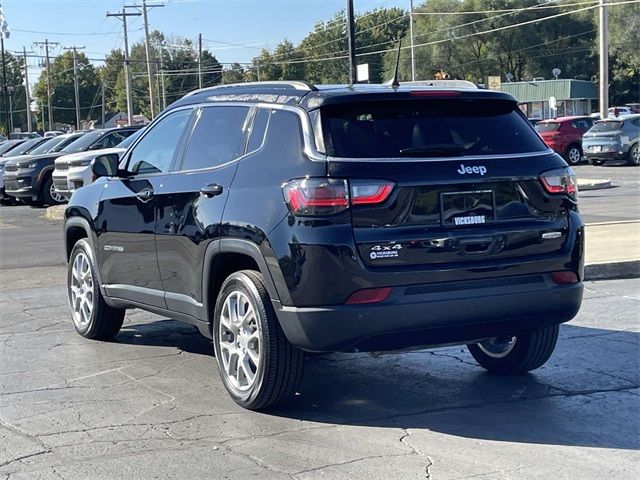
[535,116,595,165]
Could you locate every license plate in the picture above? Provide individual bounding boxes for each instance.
[441,190,495,226]
[592,145,602,152]
[453,215,486,226]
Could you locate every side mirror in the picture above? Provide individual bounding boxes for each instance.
[91,153,120,178]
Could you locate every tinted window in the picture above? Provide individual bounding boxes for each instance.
[28,136,70,155]
[117,128,144,148]
[60,131,104,153]
[0,141,22,155]
[100,131,134,149]
[128,109,192,175]
[321,99,548,158]
[246,108,270,153]
[591,121,623,132]
[6,138,47,156]
[180,106,249,171]
[52,134,85,152]
[535,122,560,133]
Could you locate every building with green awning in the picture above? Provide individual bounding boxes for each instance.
[501,79,598,119]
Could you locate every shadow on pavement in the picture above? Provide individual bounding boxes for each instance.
[115,320,639,450]
[117,319,213,356]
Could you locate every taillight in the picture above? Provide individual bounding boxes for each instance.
[351,180,395,205]
[540,167,578,201]
[283,178,349,216]
[283,178,394,216]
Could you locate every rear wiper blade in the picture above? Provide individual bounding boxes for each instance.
[398,146,466,157]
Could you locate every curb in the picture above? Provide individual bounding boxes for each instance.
[44,205,65,222]
[577,179,612,191]
[584,260,640,281]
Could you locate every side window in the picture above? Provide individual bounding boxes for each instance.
[127,109,192,175]
[246,108,270,154]
[180,106,250,171]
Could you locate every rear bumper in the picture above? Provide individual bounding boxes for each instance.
[584,150,629,162]
[275,276,583,352]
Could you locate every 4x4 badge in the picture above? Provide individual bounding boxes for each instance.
[370,243,402,260]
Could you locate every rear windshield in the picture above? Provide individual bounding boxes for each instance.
[535,122,560,133]
[319,99,547,158]
[591,120,623,132]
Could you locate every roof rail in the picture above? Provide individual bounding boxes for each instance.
[184,81,317,97]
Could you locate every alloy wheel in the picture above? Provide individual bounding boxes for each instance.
[70,252,94,328]
[218,290,261,393]
[477,336,517,359]
[49,182,66,204]
[567,147,581,165]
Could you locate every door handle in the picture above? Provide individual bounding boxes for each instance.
[136,188,154,201]
[200,183,223,198]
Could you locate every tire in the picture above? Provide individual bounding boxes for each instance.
[212,270,304,410]
[41,175,66,205]
[587,158,604,166]
[627,144,640,166]
[467,324,559,374]
[67,239,125,340]
[565,145,582,165]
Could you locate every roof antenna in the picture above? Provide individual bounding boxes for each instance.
[384,37,402,88]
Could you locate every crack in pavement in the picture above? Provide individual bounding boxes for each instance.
[291,452,413,477]
[400,429,434,479]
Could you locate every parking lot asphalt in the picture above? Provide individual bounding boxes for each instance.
[575,162,640,224]
[0,165,638,479]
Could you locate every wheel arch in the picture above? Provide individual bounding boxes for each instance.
[202,239,281,331]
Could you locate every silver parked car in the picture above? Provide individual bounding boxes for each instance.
[582,114,640,166]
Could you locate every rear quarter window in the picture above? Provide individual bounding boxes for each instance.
[320,99,548,158]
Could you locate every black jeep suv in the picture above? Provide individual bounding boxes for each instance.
[64,82,584,410]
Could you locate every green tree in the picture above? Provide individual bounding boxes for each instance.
[222,62,246,84]
[33,51,100,130]
[608,2,640,105]
[0,51,27,134]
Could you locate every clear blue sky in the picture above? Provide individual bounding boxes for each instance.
[4,0,408,85]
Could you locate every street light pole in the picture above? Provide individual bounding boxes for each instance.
[598,0,609,118]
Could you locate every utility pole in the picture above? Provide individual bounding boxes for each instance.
[598,0,609,118]
[101,82,105,127]
[346,0,357,85]
[198,33,203,89]
[64,45,84,130]
[34,39,59,131]
[158,54,166,110]
[107,9,140,126]
[22,47,32,132]
[409,0,416,82]
[125,0,163,118]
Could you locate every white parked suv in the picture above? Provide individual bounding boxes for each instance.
[53,127,143,199]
